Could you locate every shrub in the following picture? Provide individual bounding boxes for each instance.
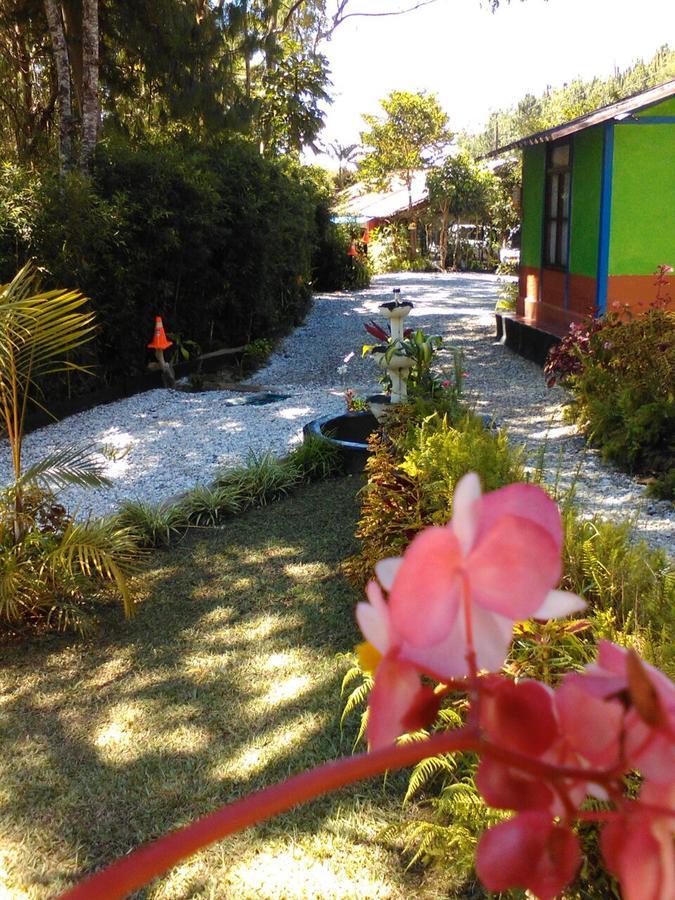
[368,222,433,274]
[346,411,525,586]
[177,483,244,527]
[0,139,358,403]
[0,264,139,633]
[544,288,674,500]
[312,221,371,291]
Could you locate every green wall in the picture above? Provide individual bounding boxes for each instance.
[520,144,545,268]
[610,124,675,275]
[569,127,603,277]
[636,97,675,117]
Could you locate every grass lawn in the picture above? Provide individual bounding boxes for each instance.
[0,477,424,899]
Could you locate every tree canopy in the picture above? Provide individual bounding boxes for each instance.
[358,91,453,207]
[463,44,675,155]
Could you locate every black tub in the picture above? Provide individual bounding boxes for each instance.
[303,410,379,474]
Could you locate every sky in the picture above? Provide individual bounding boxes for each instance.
[309,0,675,168]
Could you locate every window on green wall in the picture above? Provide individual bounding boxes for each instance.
[544,141,571,268]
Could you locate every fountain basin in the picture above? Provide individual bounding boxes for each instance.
[303,410,379,474]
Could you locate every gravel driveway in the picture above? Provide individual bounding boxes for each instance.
[1,272,672,551]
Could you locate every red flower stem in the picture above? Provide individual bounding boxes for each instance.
[58,729,480,900]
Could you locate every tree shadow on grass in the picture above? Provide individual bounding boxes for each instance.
[0,476,415,898]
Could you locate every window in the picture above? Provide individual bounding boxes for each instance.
[544,141,571,268]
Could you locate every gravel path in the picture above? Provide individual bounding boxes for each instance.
[1,273,673,552]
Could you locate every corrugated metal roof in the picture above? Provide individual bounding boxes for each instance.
[337,171,429,221]
[487,79,675,156]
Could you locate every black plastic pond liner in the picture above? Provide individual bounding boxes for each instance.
[223,393,289,407]
[303,411,379,474]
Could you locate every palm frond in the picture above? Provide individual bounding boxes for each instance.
[16,445,110,493]
[47,519,141,618]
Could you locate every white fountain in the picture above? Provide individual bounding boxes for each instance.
[367,288,414,421]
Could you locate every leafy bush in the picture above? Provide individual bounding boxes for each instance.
[213,452,300,508]
[346,411,525,587]
[312,221,371,291]
[0,140,358,403]
[544,290,674,500]
[177,483,244,527]
[0,490,140,634]
[341,393,673,893]
[368,222,433,274]
[0,264,138,633]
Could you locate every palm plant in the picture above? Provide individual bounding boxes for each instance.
[0,262,138,630]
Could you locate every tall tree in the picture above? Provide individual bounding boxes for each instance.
[359,91,452,209]
[43,0,74,171]
[79,0,98,170]
[427,153,492,269]
[0,1,56,160]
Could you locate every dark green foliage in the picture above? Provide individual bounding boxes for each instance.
[313,221,371,291]
[548,306,675,500]
[0,139,357,402]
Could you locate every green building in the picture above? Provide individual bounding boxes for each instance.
[493,80,675,338]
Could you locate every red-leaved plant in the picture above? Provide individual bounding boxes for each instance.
[61,474,674,900]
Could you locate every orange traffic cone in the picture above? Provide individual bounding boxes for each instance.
[147,316,173,351]
[347,241,358,258]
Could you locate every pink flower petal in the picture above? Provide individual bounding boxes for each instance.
[468,514,561,618]
[533,589,586,620]
[481,680,558,756]
[356,595,390,656]
[388,526,462,647]
[374,557,402,592]
[450,471,481,555]
[367,656,422,750]
[476,482,563,550]
[399,601,513,679]
[476,757,555,810]
[555,681,624,768]
[471,605,514,674]
[601,816,669,900]
[477,813,581,899]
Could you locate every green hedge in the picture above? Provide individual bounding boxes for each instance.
[0,137,354,399]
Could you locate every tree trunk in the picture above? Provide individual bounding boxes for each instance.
[439,202,449,271]
[79,0,99,171]
[43,0,75,173]
[453,216,461,269]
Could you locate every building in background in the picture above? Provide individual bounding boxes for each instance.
[491,80,675,337]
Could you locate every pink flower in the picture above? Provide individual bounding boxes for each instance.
[441,379,451,388]
[476,679,593,816]
[563,641,675,781]
[356,474,585,748]
[601,780,675,900]
[476,812,581,900]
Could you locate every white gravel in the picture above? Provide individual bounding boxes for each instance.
[1,272,673,553]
